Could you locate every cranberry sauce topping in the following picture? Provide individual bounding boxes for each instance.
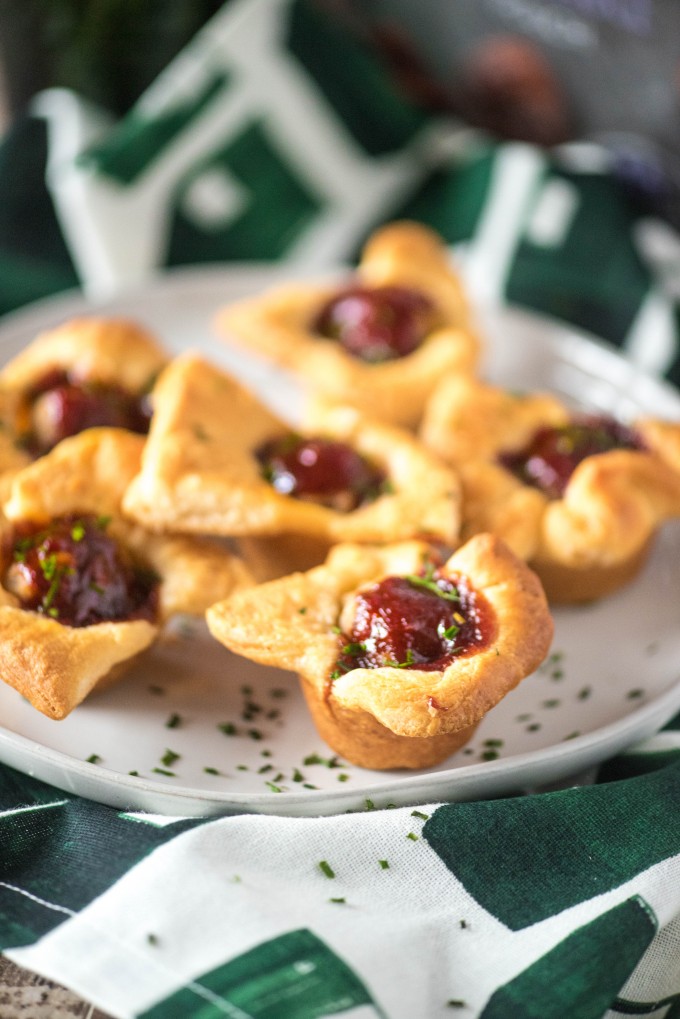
[23,369,152,456]
[256,433,387,512]
[500,413,643,500]
[333,566,494,677]
[312,284,435,363]
[4,514,159,627]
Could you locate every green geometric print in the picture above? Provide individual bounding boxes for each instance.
[480,897,657,1019]
[506,169,651,346]
[79,70,231,185]
[165,119,324,264]
[423,761,680,930]
[139,928,384,1019]
[286,0,427,157]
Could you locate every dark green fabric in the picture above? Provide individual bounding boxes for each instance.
[480,897,656,1019]
[140,929,382,1019]
[506,170,650,346]
[0,763,205,948]
[0,116,79,316]
[165,119,324,265]
[423,761,680,930]
[286,0,427,157]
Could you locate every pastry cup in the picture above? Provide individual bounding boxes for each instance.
[214,221,480,428]
[1,315,167,394]
[0,315,168,458]
[206,533,553,770]
[0,428,251,719]
[421,374,680,602]
[122,353,462,577]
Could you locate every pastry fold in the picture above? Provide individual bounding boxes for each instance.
[207,534,553,769]
[215,221,480,428]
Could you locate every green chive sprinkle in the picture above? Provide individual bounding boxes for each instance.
[318,860,335,878]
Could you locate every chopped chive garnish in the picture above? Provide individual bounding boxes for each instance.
[161,749,180,767]
[152,767,176,777]
[218,722,237,735]
[378,859,390,870]
[404,567,459,602]
[329,897,346,904]
[411,810,429,821]
[165,713,181,729]
[86,753,101,764]
[318,860,335,878]
[203,766,220,775]
[265,781,283,792]
[147,933,159,946]
[406,832,419,841]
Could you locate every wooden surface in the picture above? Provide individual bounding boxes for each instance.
[0,955,114,1018]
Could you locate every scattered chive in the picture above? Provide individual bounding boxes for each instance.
[161,749,180,767]
[218,722,237,736]
[152,767,176,777]
[378,859,390,870]
[411,810,429,821]
[329,897,346,904]
[406,832,419,841]
[165,713,181,729]
[318,860,335,878]
[86,753,101,764]
[203,767,220,775]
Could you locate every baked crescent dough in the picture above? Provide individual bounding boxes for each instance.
[421,373,680,602]
[122,353,462,577]
[214,221,480,428]
[206,533,553,770]
[0,427,251,719]
[1,315,167,393]
[0,315,168,462]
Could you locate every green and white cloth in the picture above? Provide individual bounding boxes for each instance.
[1,2,680,1016]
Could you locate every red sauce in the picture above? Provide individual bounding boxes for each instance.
[256,433,386,512]
[24,370,152,455]
[312,284,434,362]
[4,514,159,627]
[500,413,643,499]
[333,567,495,677]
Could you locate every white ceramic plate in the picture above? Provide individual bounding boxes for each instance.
[0,266,679,818]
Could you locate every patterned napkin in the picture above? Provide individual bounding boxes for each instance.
[1,2,680,1016]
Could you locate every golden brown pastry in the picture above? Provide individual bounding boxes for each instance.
[122,353,462,577]
[0,427,251,719]
[214,221,480,428]
[421,374,680,602]
[0,315,168,458]
[207,533,553,770]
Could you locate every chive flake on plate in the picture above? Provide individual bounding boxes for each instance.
[318,860,335,878]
